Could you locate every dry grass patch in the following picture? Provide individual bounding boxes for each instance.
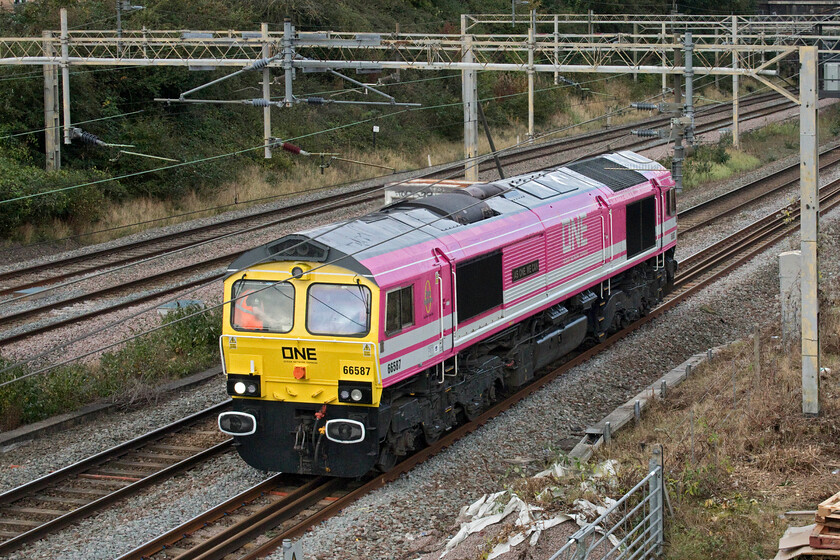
[594,309,840,558]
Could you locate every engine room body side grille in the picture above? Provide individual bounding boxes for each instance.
[565,157,648,192]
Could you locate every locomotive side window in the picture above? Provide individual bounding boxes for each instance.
[667,190,677,216]
[456,251,503,323]
[306,283,371,337]
[385,285,414,334]
[626,196,657,259]
[231,280,295,333]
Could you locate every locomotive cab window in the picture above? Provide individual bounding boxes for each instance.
[385,285,414,334]
[307,283,371,337]
[231,280,294,333]
[667,189,677,217]
[626,196,657,259]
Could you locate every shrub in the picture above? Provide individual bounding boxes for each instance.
[0,305,222,430]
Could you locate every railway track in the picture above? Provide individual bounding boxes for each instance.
[0,402,231,556]
[0,89,785,302]
[116,475,356,560]
[109,173,840,560]
[0,92,796,346]
[678,144,840,233]
[428,91,792,179]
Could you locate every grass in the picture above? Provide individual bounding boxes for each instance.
[679,102,840,193]
[586,281,840,559]
[0,305,221,431]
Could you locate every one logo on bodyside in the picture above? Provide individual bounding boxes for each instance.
[561,213,588,252]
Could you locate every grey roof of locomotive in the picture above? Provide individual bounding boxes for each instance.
[226,152,659,282]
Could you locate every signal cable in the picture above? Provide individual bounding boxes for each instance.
[0,110,146,141]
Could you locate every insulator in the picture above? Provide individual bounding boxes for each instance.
[631,102,658,111]
[281,142,302,154]
[632,129,660,138]
[305,97,326,105]
[250,99,272,107]
[558,76,580,88]
[71,127,104,146]
[248,57,271,71]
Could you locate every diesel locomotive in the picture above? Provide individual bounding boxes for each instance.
[218,151,678,477]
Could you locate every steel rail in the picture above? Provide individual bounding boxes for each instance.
[427,91,790,179]
[0,89,783,296]
[115,475,336,560]
[0,189,385,298]
[678,145,840,233]
[0,401,233,556]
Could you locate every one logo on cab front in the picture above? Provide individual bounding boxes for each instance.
[282,347,317,361]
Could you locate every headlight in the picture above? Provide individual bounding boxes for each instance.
[325,419,365,444]
[226,374,261,398]
[337,380,372,404]
[218,412,257,436]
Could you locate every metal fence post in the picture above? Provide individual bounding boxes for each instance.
[649,448,663,555]
[574,526,592,560]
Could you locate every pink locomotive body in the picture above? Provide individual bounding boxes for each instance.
[220,151,677,476]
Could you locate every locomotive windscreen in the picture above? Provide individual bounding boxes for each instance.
[566,157,647,192]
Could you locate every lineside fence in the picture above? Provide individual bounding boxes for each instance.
[549,463,664,560]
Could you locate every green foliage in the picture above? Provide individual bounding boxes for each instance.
[0,0,753,238]
[0,305,221,430]
[0,153,123,238]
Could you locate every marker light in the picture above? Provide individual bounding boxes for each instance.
[234,382,246,394]
[350,389,363,402]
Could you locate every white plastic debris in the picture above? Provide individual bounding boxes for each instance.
[593,459,619,481]
[441,459,624,558]
[535,462,571,479]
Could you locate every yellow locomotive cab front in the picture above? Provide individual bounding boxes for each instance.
[221,262,381,408]
[218,262,385,476]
